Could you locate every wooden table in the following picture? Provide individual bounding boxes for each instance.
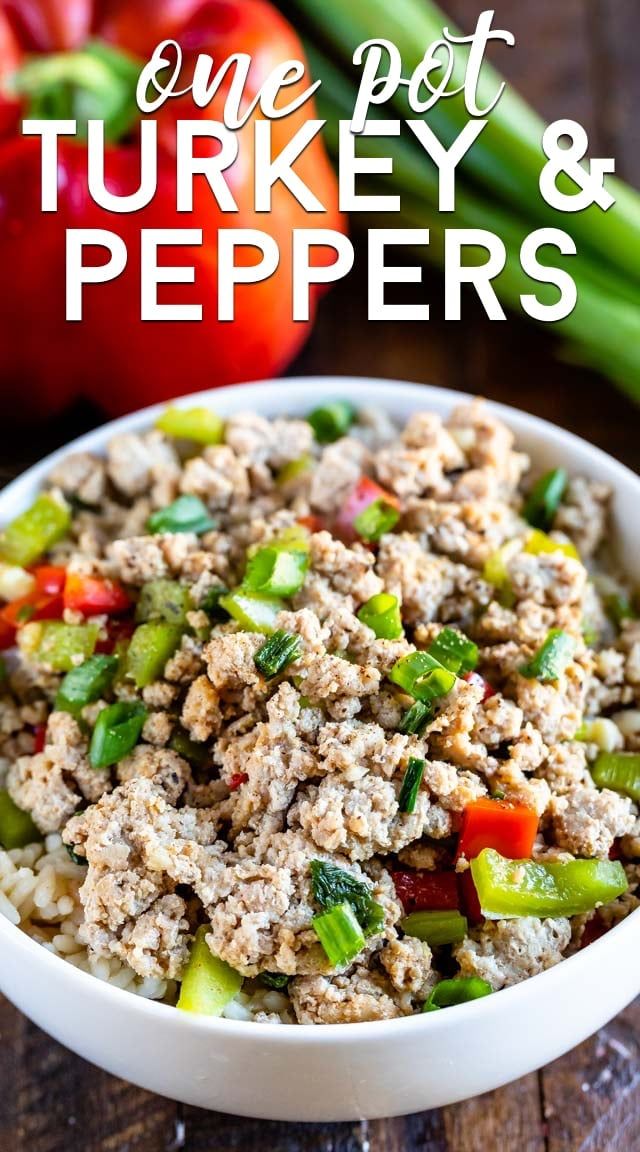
[1,2,639,1148]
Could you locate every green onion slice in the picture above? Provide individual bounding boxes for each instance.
[254,630,302,679]
[519,629,576,681]
[389,651,457,703]
[353,498,399,542]
[260,972,290,990]
[55,654,119,714]
[310,859,384,936]
[357,592,404,639]
[523,468,568,531]
[89,701,147,769]
[400,910,468,947]
[312,901,366,967]
[427,627,478,675]
[398,756,425,814]
[147,495,216,536]
[308,401,355,444]
[423,977,492,1013]
[398,700,432,736]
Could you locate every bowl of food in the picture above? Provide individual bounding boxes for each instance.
[0,376,638,1121]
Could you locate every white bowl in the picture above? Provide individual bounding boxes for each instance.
[0,377,638,1121]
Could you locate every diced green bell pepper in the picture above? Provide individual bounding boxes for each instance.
[0,789,41,849]
[471,848,628,919]
[55,654,119,714]
[155,405,224,444]
[18,621,98,672]
[591,751,640,804]
[218,590,284,634]
[135,580,193,626]
[125,622,183,688]
[0,493,71,567]
[177,925,243,1016]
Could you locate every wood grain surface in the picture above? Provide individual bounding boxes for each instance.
[1,1,639,1149]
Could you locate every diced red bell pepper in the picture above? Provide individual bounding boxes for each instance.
[32,724,46,754]
[0,618,16,650]
[609,839,622,861]
[335,476,399,542]
[228,773,249,792]
[32,565,67,596]
[297,515,325,534]
[391,869,459,913]
[94,618,136,655]
[463,670,496,701]
[1,590,63,628]
[64,573,131,616]
[457,797,538,862]
[458,869,483,925]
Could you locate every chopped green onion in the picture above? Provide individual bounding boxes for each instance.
[357,593,404,640]
[125,622,183,688]
[398,700,432,736]
[155,405,224,445]
[423,977,492,1013]
[308,401,355,444]
[135,579,193,626]
[89,700,147,769]
[64,843,87,866]
[177,926,242,1016]
[470,848,628,919]
[276,455,314,485]
[519,629,576,681]
[398,756,425,814]
[427,627,478,675]
[219,590,284,634]
[243,546,308,598]
[353,498,399,542]
[169,730,210,766]
[254,630,302,679]
[313,901,366,967]
[0,493,71,567]
[591,751,640,803]
[523,469,568,531]
[147,495,216,536]
[55,654,119,714]
[18,621,98,672]
[260,972,290,990]
[0,789,41,849]
[310,859,384,936]
[389,651,457,703]
[200,584,230,622]
[524,528,579,561]
[605,593,637,629]
[400,910,468,947]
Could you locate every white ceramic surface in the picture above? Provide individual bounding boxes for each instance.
[0,376,638,1122]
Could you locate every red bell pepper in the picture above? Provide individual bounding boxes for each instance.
[0,565,67,628]
[0,618,16,649]
[94,616,136,654]
[63,572,131,616]
[463,670,496,701]
[32,722,46,753]
[457,797,539,862]
[335,477,400,542]
[32,565,66,596]
[0,0,344,419]
[391,870,459,913]
[458,869,483,925]
[228,772,249,791]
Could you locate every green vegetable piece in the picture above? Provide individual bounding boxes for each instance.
[423,977,492,1013]
[357,592,404,639]
[18,621,99,672]
[218,590,284,634]
[591,752,640,803]
[276,455,314,485]
[147,495,215,536]
[400,910,468,947]
[605,593,637,629]
[125,622,183,688]
[310,859,384,936]
[55,654,119,713]
[169,730,210,767]
[135,580,193,626]
[519,629,576,682]
[155,406,224,445]
[260,972,290,990]
[523,469,568,531]
[64,842,87,866]
[470,848,628,919]
[0,789,41,849]
[388,651,457,703]
[243,546,308,598]
[200,584,230,622]
[89,701,147,768]
[427,627,478,675]
[312,901,366,968]
[308,401,355,444]
[398,700,432,736]
[177,926,242,1016]
[353,498,399,542]
[0,493,71,567]
[398,756,425,814]
[254,630,302,679]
